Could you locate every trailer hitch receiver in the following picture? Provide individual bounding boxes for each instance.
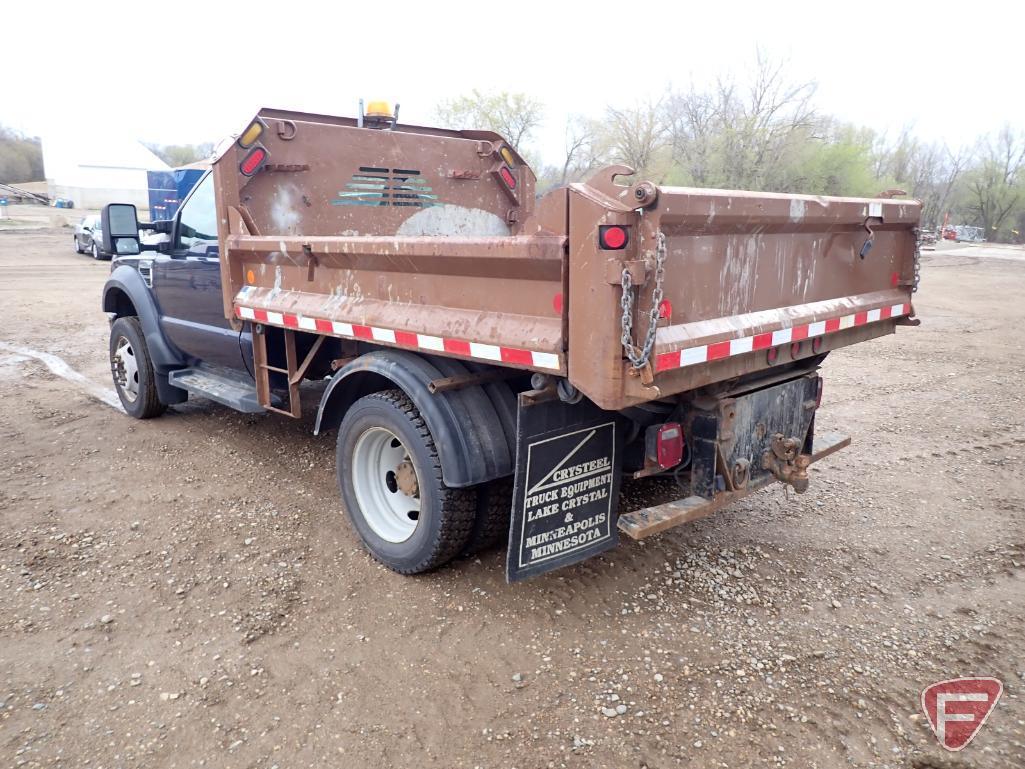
[761,433,811,493]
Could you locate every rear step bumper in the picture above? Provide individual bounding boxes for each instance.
[617,431,851,539]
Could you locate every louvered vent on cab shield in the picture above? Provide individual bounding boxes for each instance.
[331,167,440,207]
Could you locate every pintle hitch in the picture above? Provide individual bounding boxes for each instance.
[761,433,811,493]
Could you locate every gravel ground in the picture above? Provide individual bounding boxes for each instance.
[0,231,1023,768]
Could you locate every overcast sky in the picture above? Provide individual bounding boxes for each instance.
[4,0,1021,164]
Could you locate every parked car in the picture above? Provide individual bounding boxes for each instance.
[74,215,110,260]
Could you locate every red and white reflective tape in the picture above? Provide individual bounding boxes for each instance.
[654,302,911,373]
[234,305,562,371]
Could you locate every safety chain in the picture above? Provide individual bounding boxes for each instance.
[620,230,667,369]
[911,226,921,294]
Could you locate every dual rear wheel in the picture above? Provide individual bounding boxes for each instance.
[337,389,511,574]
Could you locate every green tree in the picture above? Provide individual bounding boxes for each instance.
[792,122,881,197]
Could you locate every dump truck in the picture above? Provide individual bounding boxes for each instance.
[100,103,921,582]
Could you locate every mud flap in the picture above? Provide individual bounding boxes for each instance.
[506,395,625,582]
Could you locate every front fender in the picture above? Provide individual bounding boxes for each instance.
[314,349,514,489]
[102,264,184,371]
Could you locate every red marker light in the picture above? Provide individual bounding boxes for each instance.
[599,225,628,250]
[658,299,672,320]
[891,271,900,287]
[645,422,684,470]
[498,166,517,190]
[655,423,684,469]
[767,347,779,365]
[240,146,267,176]
[553,293,564,313]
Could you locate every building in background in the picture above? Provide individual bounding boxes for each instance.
[42,133,171,210]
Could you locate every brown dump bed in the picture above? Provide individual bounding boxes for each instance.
[215,109,567,375]
[214,109,919,411]
[564,174,919,408]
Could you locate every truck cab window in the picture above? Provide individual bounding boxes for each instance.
[176,173,217,249]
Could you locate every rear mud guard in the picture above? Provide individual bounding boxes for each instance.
[314,349,514,488]
[506,390,626,582]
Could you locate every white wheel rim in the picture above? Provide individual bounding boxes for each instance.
[112,336,139,402]
[351,427,421,543]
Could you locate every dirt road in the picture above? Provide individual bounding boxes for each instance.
[1,231,1023,768]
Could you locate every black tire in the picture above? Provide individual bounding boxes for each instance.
[109,316,167,419]
[463,477,514,556]
[92,241,111,261]
[336,389,476,574]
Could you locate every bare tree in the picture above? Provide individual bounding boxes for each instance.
[916,145,971,228]
[664,85,718,186]
[965,127,1025,241]
[556,116,612,185]
[603,99,669,180]
[434,90,545,153]
[0,124,43,183]
[718,52,818,190]
[867,123,978,228]
[661,52,818,191]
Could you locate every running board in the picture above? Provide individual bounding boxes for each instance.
[168,367,266,413]
[618,431,851,539]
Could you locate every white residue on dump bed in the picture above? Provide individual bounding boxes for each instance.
[789,199,806,222]
[798,237,820,298]
[396,204,510,237]
[719,236,759,316]
[705,201,717,228]
[774,237,819,303]
[325,273,363,306]
[271,184,302,234]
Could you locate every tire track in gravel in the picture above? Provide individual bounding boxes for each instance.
[0,340,122,411]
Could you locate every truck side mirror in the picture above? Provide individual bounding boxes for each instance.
[101,203,141,256]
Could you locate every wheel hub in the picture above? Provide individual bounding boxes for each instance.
[351,427,422,543]
[395,460,419,497]
[111,336,139,403]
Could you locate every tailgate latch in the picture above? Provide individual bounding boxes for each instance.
[761,433,811,493]
[606,259,647,285]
